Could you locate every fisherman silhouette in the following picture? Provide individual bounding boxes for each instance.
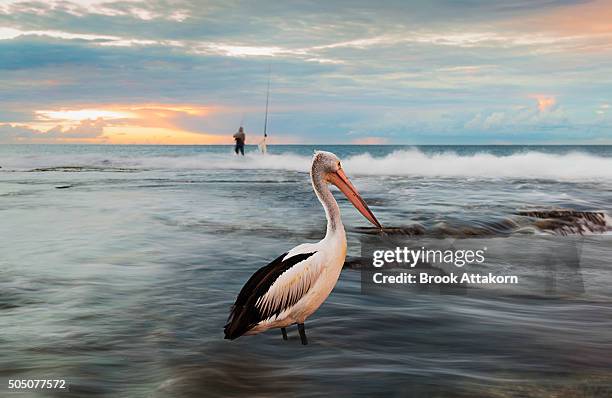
[233,126,246,156]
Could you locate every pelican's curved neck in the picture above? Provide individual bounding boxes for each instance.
[311,170,344,238]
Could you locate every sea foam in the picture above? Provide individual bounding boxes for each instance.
[2,148,612,181]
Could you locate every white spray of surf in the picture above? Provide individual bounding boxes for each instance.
[342,149,612,180]
[2,149,612,181]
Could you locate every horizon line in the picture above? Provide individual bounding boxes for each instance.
[2,143,611,146]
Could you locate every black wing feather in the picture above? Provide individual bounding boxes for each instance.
[224,251,317,340]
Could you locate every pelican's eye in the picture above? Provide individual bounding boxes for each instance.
[337,161,341,169]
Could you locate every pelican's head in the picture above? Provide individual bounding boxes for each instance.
[312,151,382,229]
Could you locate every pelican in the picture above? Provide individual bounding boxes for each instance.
[224,151,382,345]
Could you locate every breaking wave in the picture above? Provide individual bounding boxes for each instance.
[342,149,612,180]
[2,148,612,180]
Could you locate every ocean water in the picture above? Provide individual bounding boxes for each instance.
[1,144,612,397]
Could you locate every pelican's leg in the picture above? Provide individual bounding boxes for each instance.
[297,323,308,345]
[281,327,288,340]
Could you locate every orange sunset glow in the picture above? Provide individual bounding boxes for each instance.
[26,104,230,144]
[103,126,228,145]
[530,95,557,113]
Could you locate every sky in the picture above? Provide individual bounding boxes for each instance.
[0,0,611,145]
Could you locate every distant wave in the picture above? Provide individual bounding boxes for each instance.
[3,149,612,180]
[343,150,612,180]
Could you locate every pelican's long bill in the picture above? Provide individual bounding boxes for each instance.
[327,168,383,229]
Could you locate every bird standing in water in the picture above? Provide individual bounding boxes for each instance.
[224,151,382,344]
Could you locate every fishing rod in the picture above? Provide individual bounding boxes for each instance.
[259,66,271,154]
[263,66,271,139]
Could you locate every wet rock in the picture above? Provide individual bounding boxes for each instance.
[517,209,608,235]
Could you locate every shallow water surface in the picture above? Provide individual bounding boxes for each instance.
[1,145,612,397]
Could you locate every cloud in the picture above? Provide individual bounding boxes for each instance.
[530,95,557,112]
[48,117,107,138]
[0,118,107,142]
[464,95,571,133]
[36,109,136,121]
[596,103,610,116]
[0,124,41,143]
[0,0,192,22]
[0,0,611,143]
[0,103,234,144]
[0,37,102,70]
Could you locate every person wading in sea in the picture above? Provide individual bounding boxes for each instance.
[233,126,246,156]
